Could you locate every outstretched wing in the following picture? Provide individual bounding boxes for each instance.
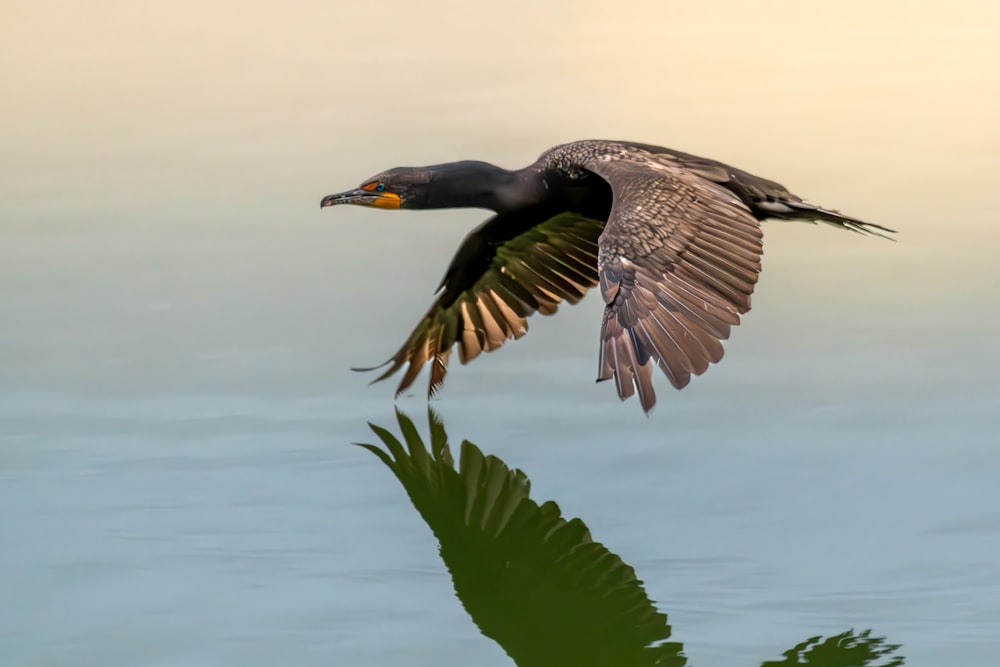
[357,209,605,397]
[584,154,764,412]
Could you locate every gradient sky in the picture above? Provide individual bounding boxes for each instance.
[4,0,998,208]
[3,0,999,400]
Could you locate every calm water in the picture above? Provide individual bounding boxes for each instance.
[3,1,1000,665]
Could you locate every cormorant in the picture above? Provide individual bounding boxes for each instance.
[322,140,893,412]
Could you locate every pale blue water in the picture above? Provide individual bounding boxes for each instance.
[3,2,1000,665]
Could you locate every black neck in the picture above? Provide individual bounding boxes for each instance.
[412,161,543,213]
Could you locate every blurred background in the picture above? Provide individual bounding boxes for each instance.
[2,1,998,665]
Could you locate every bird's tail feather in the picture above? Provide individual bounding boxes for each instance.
[756,200,896,239]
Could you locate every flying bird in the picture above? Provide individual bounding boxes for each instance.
[322,140,893,412]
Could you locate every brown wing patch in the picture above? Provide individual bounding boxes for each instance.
[357,212,605,397]
[587,157,764,413]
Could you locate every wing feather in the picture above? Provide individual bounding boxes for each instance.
[359,211,605,397]
[585,155,764,412]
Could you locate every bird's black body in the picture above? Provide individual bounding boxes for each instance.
[322,140,893,412]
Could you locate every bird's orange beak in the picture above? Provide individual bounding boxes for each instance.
[320,187,401,209]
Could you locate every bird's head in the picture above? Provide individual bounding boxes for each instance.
[321,161,518,212]
[320,167,429,210]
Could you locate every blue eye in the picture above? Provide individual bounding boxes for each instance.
[376,183,385,192]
